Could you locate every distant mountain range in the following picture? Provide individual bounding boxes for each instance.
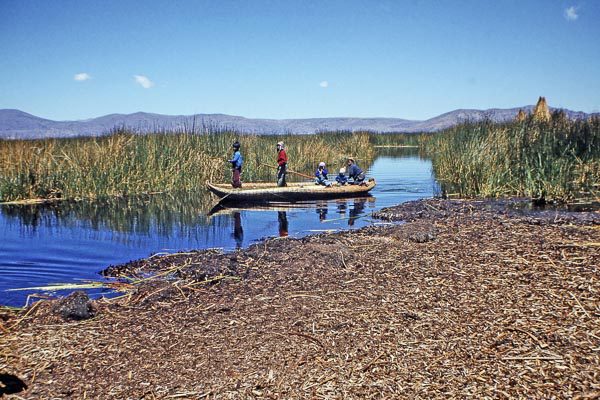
[0,107,596,139]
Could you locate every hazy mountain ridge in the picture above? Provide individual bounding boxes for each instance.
[0,107,596,139]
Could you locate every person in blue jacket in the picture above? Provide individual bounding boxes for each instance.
[346,158,366,185]
[314,162,332,186]
[335,167,348,185]
[228,141,243,188]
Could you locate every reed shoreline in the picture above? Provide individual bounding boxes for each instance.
[0,130,374,204]
[1,198,598,398]
[2,116,599,205]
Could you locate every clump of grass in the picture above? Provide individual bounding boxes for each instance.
[0,128,374,202]
[426,113,600,203]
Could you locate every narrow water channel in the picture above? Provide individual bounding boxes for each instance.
[0,148,437,306]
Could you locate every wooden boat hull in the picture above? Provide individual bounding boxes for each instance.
[207,180,376,202]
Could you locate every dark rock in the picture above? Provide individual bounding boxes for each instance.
[52,291,95,321]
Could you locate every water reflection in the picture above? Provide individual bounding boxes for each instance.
[316,201,328,221]
[349,198,366,226]
[232,212,244,248]
[0,191,216,236]
[277,211,289,237]
[331,198,372,226]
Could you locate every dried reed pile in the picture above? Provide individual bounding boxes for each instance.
[1,199,599,398]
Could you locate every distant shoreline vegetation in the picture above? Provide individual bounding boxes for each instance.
[1,115,598,205]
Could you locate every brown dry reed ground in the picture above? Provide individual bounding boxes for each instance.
[1,199,599,399]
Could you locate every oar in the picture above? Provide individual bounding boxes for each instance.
[259,162,314,180]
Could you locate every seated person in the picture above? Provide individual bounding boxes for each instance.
[336,167,348,185]
[346,158,366,185]
[314,162,332,186]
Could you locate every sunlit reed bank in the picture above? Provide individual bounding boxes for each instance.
[0,128,373,202]
[425,113,600,203]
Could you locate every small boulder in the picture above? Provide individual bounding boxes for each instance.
[52,291,95,321]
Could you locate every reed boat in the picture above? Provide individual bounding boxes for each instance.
[207,179,376,202]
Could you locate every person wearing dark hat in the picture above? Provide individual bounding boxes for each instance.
[276,141,287,187]
[228,141,243,188]
[346,158,366,185]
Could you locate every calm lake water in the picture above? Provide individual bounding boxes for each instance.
[0,149,437,307]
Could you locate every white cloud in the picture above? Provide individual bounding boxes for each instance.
[565,6,578,21]
[134,75,154,89]
[74,72,91,81]
[319,81,329,88]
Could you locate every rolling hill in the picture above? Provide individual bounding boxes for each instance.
[0,106,595,139]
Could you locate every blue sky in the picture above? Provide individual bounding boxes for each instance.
[1,0,599,120]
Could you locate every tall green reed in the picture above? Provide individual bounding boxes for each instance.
[0,128,374,202]
[426,113,600,202]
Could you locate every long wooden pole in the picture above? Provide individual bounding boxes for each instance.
[259,162,314,180]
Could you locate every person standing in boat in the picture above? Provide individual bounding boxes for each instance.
[346,158,366,185]
[314,162,332,186]
[276,141,287,187]
[228,141,243,188]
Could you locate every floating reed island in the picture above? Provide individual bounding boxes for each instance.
[1,198,599,398]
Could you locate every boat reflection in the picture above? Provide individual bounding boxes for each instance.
[212,196,376,242]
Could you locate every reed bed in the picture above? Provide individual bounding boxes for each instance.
[426,114,600,203]
[0,129,373,203]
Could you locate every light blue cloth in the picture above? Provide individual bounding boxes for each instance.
[228,151,243,169]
